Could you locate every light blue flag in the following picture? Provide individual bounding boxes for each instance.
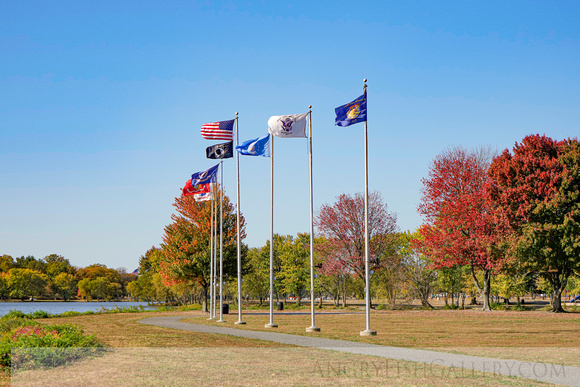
[236,134,270,157]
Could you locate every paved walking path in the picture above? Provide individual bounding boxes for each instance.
[141,316,580,386]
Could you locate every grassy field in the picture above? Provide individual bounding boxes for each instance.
[9,310,566,386]
[184,308,580,367]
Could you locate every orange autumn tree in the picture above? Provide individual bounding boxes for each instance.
[159,186,246,312]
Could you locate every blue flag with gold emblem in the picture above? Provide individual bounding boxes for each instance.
[335,93,367,127]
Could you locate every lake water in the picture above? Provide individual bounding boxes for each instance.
[0,301,154,316]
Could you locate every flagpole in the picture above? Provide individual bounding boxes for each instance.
[218,161,226,323]
[234,113,245,325]
[306,106,320,333]
[360,79,376,336]
[265,134,277,328]
[213,190,218,319]
[208,190,215,319]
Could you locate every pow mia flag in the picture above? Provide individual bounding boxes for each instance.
[206,141,233,159]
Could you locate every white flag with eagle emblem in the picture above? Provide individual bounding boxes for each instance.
[267,112,308,138]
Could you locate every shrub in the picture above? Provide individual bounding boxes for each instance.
[29,311,53,319]
[58,311,83,317]
[0,318,39,334]
[0,321,104,371]
[4,310,26,319]
[178,304,202,311]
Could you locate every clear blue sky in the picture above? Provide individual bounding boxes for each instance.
[1,1,578,270]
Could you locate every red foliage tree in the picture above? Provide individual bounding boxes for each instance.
[315,191,399,281]
[159,186,246,311]
[487,134,580,312]
[415,146,501,311]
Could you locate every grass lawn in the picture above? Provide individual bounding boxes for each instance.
[8,309,575,385]
[183,308,580,367]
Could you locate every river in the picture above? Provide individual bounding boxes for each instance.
[0,301,154,316]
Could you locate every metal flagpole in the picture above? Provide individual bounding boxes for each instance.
[213,191,218,319]
[360,79,376,336]
[218,161,226,323]
[306,106,320,333]
[265,134,277,328]
[208,190,215,319]
[235,112,245,325]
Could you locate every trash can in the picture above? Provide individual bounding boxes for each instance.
[222,303,229,314]
[276,301,284,311]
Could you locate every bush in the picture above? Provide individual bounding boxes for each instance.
[0,318,39,334]
[30,311,53,319]
[58,311,83,317]
[0,321,104,371]
[4,310,26,319]
[178,304,202,311]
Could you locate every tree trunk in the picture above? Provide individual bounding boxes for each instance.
[470,266,492,311]
[548,271,568,313]
[420,297,434,308]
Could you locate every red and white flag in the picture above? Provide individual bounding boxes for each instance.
[182,179,211,197]
[201,119,234,141]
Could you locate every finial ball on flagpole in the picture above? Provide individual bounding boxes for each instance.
[236,112,239,116]
[308,105,312,109]
[364,78,367,83]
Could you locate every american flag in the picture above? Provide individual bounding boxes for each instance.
[201,119,234,140]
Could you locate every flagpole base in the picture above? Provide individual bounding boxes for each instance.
[306,326,320,332]
[360,329,377,336]
[207,317,216,320]
[234,320,246,325]
[264,323,278,328]
[217,319,227,323]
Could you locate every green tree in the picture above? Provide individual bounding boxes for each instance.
[565,276,580,304]
[7,268,48,300]
[52,272,77,301]
[400,230,437,308]
[0,255,14,273]
[77,278,94,301]
[435,265,467,308]
[91,277,112,300]
[488,135,580,312]
[243,247,270,306]
[15,256,46,273]
[0,273,9,299]
[278,233,310,305]
[44,254,75,279]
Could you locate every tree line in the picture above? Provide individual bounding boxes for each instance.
[129,134,580,313]
[0,254,136,301]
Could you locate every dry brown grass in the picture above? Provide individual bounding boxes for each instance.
[11,347,553,386]
[5,308,575,386]
[37,311,285,348]
[184,309,580,366]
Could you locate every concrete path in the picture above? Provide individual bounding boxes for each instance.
[140,316,580,386]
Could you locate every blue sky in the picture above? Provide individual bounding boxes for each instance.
[1,1,578,270]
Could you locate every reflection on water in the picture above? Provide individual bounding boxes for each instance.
[0,301,153,316]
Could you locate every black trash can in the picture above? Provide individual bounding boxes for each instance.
[222,303,229,314]
[276,301,284,311]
